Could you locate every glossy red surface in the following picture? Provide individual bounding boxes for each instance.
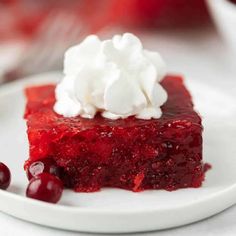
[26,173,63,203]
[0,162,11,190]
[24,75,204,192]
[26,158,63,181]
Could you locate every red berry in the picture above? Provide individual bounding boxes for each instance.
[26,158,63,181]
[0,162,11,190]
[26,173,63,203]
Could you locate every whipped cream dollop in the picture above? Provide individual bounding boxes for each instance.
[54,33,168,119]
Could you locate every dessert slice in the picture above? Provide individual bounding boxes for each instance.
[24,75,204,192]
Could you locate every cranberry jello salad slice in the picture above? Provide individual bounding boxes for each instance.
[24,33,204,192]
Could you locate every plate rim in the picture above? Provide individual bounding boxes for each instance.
[0,71,236,216]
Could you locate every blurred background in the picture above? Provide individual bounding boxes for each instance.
[0,0,235,91]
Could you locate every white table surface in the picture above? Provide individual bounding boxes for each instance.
[0,26,235,235]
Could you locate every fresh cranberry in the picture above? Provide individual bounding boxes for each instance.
[26,158,63,181]
[26,173,63,203]
[0,162,11,190]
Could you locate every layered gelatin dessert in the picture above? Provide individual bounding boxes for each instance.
[24,33,204,192]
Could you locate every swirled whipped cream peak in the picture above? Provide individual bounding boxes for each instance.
[54,33,168,120]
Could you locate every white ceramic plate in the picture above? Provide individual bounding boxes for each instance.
[0,71,236,233]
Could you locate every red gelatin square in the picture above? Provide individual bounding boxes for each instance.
[24,75,204,192]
